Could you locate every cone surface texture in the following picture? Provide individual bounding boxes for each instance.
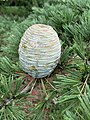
[18,24,61,78]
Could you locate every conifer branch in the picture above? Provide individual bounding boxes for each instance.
[0,78,35,110]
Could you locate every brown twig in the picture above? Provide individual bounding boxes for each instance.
[80,74,89,94]
[20,78,35,94]
[46,79,57,91]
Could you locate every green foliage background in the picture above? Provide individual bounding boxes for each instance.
[0,0,90,120]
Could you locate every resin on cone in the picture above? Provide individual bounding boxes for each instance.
[18,24,61,78]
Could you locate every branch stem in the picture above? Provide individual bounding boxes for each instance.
[81,74,89,93]
[0,77,35,110]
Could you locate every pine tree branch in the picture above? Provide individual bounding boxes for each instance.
[0,77,35,110]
